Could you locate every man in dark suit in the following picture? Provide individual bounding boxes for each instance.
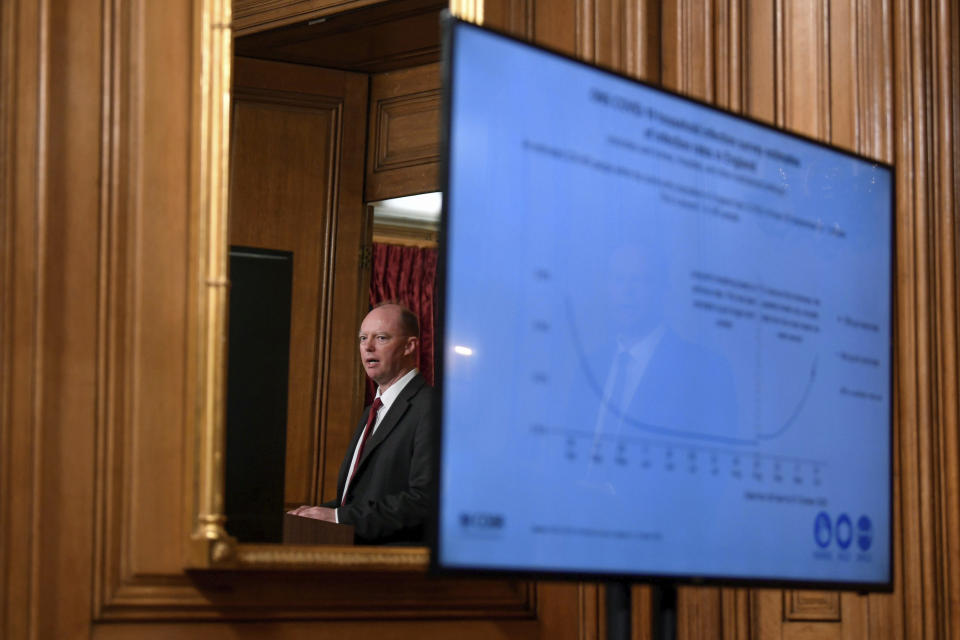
[288,303,436,544]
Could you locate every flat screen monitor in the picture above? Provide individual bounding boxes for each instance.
[434,17,893,590]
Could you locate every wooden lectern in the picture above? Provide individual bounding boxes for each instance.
[282,513,355,545]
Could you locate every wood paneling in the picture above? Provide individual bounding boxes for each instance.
[1,1,40,639]
[372,222,439,247]
[660,0,956,638]
[234,0,446,71]
[481,0,658,80]
[234,0,386,35]
[365,63,442,202]
[2,0,958,638]
[228,58,368,508]
[93,0,209,617]
[891,0,960,637]
[662,0,714,100]
[784,590,842,622]
[779,0,831,138]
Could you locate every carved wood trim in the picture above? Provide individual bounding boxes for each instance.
[579,583,602,639]
[372,221,439,248]
[661,0,715,101]
[1,0,42,637]
[93,0,232,618]
[372,90,442,172]
[659,0,960,637]
[856,0,893,161]
[743,0,775,124]
[365,63,442,201]
[720,588,751,640]
[677,587,723,640]
[233,0,383,36]
[482,0,535,39]
[892,0,960,637]
[778,0,831,139]
[576,0,625,71]
[96,571,538,621]
[713,0,745,112]
[782,590,841,622]
[227,80,351,508]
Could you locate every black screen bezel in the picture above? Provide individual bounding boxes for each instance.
[430,14,895,593]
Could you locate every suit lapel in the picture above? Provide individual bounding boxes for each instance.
[356,374,424,470]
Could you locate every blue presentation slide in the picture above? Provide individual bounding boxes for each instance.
[438,22,892,586]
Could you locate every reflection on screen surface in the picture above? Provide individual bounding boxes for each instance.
[436,19,892,588]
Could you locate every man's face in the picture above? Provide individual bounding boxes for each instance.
[358,306,417,390]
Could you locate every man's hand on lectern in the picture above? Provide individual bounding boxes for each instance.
[287,505,337,522]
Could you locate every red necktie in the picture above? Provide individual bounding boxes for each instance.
[342,397,383,506]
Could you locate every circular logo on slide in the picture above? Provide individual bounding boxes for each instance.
[835,513,852,549]
[814,511,832,548]
[857,516,873,551]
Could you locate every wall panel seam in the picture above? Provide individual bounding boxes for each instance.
[312,101,344,503]
[27,0,51,637]
[0,0,17,633]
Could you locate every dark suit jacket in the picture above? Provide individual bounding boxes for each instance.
[322,373,436,544]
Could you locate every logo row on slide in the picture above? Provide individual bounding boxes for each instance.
[814,512,873,550]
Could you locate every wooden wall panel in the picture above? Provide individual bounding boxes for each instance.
[92,0,207,616]
[2,0,106,636]
[365,63,442,202]
[657,0,955,639]
[662,0,714,100]
[891,0,960,638]
[483,0,536,39]
[1,0,956,639]
[234,0,382,35]
[1,1,42,638]
[481,0,658,81]
[744,0,776,123]
[783,591,841,622]
[229,59,368,508]
[89,3,596,634]
[779,0,831,139]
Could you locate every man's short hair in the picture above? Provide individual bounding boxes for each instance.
[374,300,420,338]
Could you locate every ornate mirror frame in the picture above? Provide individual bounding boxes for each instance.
[186,0,484,571]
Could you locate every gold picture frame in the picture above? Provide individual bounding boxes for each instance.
[186,0,482,571]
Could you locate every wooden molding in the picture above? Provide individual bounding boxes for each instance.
[372,90,442,172]
[713,0,745,112]
[90,6,548,626]
[572,0,657,83]
[233,0,446,72]
[779,0,831,138]
[892,0,960,638]
[233,0,383,36]
[365,63,442,202]
[482,0,535,39]
[662,0,957,637]
[782,590,841,622]
[677,587,723,640]
[372,221,439,248]
[93,0,231,619]
[228,80,350,508]
[1,0,42,637]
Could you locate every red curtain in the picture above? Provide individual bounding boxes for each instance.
[367,243,437,399]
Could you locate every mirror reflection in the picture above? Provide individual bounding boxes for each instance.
[223,0,446,546]
[225,196,441,546]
